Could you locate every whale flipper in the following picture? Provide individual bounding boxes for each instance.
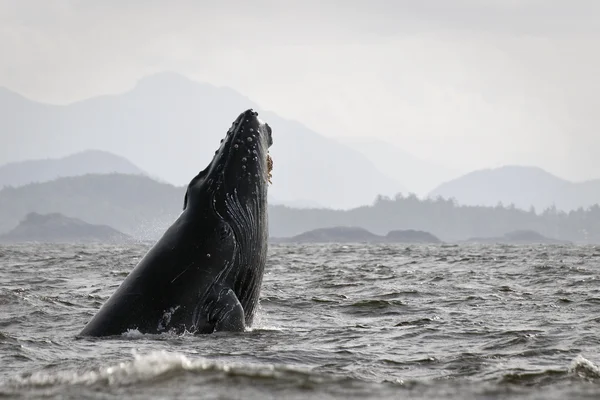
[211,288,245,332]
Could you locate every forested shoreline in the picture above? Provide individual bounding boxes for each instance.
[1,175,599,243]
[270,194,600,243]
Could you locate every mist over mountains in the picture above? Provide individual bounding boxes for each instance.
[0,174,182,240]
[337,137,459,197]
[0,150,147,188]
[0,173,599,244]
[429,166,600,213]
[0,150,321,209]
[4,147,600,216]
[2,71,600,213]
[0,72,403,210]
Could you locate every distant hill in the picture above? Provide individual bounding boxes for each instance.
[466,230,571,245]
[274,226,441,244]
[0,212,132,244]
[0,173,327,240]
[429,166,600,212]
[0,174,184,240]
[1,173,599,243]
[282,226,382,243]
[336,137,459,197]
[0,150,147,188]
[0,72,402,209]
[385,229,442,244]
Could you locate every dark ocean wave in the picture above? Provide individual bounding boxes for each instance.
[1,243,600,399]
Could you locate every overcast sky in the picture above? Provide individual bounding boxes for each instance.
[1,0,599,181]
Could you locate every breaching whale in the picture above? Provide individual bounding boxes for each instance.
[79,109,273,336]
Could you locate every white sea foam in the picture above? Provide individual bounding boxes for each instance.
[9,350,309,389]
[569,355,600,379]
[10,351,197,388]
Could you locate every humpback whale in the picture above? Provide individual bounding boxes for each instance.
[80,109,273,336]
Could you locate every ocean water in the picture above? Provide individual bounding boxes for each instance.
[1,242,600,399]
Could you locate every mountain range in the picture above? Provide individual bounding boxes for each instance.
[0,150,316,209]
[0,173,598,243]
[0,72,404,210]
[0,150,147,188]
[2,71,599,212]
[0,174,183,240]
[0,212,132,244]
[3,146,600,216]
[428,166,600,212]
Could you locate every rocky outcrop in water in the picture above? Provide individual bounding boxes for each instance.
[272,226,442,244]
[466,230,570,245]
[385,229,442,244]
[0,212,132,244]
[283,226,380,243]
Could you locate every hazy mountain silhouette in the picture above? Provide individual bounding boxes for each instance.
[0,212,132,244]
[274,226,441,244]
[336,137,459,196]
[0,173,324,239]
[0,174,184,240]
[0,72,402,209]
[0,174,599,243]
[0,150,147,188]
[465,229,570,245]
[429,166,600,212]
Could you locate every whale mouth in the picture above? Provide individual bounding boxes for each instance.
[257,116,273,185]
[267,153,273,184]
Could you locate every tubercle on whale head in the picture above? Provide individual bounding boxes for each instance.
[184,109,274,211]
[218,109,273,189]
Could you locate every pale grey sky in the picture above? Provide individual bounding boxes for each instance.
[1,0,599,181]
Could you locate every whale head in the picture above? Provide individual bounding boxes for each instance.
[182,109,273,326]
[184,108,273,213]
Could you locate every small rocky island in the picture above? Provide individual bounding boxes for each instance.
[272,226,442,244]
[0,212,132,244]
[385,229,442,244]
[287,226,381,243]
[466,229,570,245]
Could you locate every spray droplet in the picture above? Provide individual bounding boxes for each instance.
[206,253,211,258]
[249,128,254,132]
[234,144,239,149]
[242,165,247,170]
[242,157,247,162]
[247,137,253,142]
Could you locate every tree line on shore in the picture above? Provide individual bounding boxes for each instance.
[270,193,600,243]
[1,175,599,243]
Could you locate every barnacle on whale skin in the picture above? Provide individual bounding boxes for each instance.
[267,154,273,184]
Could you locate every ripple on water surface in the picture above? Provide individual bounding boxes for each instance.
[0,243,600,399]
